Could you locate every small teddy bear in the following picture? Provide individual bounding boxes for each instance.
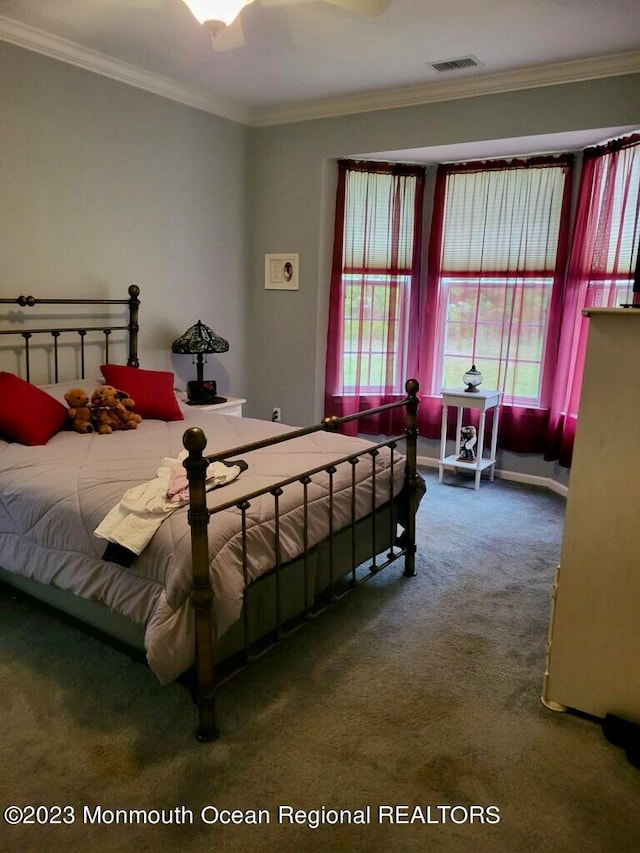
[64,388,94,434]
[90,385,142,434]
[90,384,129,434]
[115,395,142,430]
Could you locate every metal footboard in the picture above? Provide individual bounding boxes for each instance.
[183,378,420,741]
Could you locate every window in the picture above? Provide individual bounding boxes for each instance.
[432,160,572,406]
[546,133,640,465]
[325,137,638,462]
[342,272,411,392]
[337,165,423,394]
[583,142,640,308]
[439,275,553,399]
[325,161,425,429]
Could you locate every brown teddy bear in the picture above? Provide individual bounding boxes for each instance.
[64,388,94,434]
[113,394,142,430]
[90,384,136,434]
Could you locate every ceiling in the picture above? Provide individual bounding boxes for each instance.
[2,0,640,151]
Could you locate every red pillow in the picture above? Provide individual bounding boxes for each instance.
[0,372,68,445]
[100,364,183,421]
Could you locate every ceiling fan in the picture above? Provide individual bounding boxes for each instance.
[181,0,392,51]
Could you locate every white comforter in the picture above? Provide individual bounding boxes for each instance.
[0,402,405,683]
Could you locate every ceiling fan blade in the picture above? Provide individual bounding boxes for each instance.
[203,0,391,51]
[89,0,165,7]
[323,0,391,16]
[260,0,315,6]
[261,0,390,14]
[210,15,246,51]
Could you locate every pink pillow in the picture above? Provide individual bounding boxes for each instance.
[0,372,68,445]
[100,364,183,421]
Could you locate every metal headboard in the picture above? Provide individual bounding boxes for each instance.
[0,284,140,382]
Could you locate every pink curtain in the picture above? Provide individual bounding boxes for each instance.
[417,156,574,453]
[544,133,640,466]
[324,160,425,434]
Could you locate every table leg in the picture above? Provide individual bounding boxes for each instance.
[475,409,486,490]
[439,403,448,483]
[489,404,500,481]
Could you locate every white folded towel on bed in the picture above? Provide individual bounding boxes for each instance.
[95,452,243,557]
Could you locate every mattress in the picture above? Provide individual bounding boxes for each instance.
[0,388,406,684]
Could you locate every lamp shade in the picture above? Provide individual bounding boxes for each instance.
[171,321,229,355]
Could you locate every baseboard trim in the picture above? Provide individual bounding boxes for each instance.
[417,455,569,499]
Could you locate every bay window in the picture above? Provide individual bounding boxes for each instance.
[325,135,640,462]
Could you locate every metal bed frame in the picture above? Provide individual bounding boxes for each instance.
[0,285,420,741]
[183,382,420,740]
[0,284,140,379]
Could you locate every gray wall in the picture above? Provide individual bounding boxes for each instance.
[1,42,250,395]
[247,76,640,424]
[247,75,640,482]
[2,40,639,483]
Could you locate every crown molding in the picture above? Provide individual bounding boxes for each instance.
[250,50,640,127]
[0,16,252,126]
[2,15,639,129]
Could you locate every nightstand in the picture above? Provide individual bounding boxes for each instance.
[438,388,503,490]
[185,397,246,417]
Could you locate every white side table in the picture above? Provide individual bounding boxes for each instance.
[438,388,503,490]
[183,397,246,417]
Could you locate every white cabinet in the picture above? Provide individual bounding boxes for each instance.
[438,389,503,490]
[542,308,640,723]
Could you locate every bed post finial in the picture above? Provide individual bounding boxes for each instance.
[403,378,420,578]
[322,415,341,432]
[127,285,140,368]
[183,427,218,741]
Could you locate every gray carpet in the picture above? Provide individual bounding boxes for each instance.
[1,471,639,853]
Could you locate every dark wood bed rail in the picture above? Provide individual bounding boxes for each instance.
[183,378,420,741]
[0,284,140,380]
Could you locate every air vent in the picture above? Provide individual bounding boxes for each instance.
[428,55,484,73]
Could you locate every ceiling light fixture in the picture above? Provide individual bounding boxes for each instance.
[181,0,392,51]
[181,0,253,34]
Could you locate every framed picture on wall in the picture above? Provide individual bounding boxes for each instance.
[264,253,299,290]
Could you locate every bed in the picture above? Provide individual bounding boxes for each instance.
[0,286,422,740]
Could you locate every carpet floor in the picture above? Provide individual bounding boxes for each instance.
[1,471,638,852]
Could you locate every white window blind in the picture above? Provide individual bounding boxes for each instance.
[441,166,567,273]
[343,171,417,271]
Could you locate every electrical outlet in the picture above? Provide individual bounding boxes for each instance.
[271,407,281,423]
